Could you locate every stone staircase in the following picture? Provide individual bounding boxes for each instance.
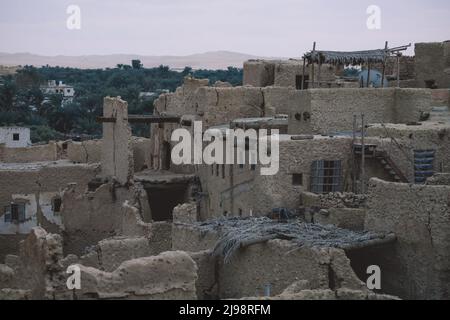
[353,144,409,183]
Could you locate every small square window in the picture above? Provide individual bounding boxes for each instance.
[13,133,20,141]
[250,164,256,171]
[293,173,303,186]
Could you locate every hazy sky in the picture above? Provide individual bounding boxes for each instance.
[0,0,449,57]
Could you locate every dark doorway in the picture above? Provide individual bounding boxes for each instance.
[145,184,188,221]
[296,75,309,90]
[162,141,171,170]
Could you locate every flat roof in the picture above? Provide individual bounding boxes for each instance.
[0,160,97,171]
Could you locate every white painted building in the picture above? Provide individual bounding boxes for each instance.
[0,127,31,148]
[41,80,75,101]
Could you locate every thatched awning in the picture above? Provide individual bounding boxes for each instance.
[304,49,387,65]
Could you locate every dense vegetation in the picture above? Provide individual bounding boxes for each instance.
[0,62,243,142]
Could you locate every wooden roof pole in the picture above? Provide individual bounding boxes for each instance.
[311,42,316,88]
[381,41,388,88]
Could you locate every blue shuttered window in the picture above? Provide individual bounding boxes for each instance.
[310,160,343,194]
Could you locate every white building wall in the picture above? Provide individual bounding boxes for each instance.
[0,127,31,148]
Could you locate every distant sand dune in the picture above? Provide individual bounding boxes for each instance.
[0,51,284,70]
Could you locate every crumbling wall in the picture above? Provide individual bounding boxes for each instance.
[415,41,450,89]
[0,142,58,163]
[67,137,150,173]
[132,137,151,172]
[79,236,169,272]
[101,97,134,185]
[172,222,370,299]
[67,140,101,164]
[61,183,137,255]
[300,192,367,230]
[1,228,66,299]
[0,163,99,259]
[75,251,198,300]
[364,178,450,299]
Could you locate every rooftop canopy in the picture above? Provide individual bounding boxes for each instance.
[304,49,387,66]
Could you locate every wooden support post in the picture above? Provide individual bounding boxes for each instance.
[317,58,322,89]
[396,53,401,88]
[311,42,316,88]
[301,58,306,90]
[361,114,366,194]
[381,41,388,88]
[366,61,371,88]
[352,115,357,193]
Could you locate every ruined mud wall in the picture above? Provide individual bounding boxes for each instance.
[0,163,99,259]
[363,178,450,299]
[172,223,367,299]
[75,251,198,300]
[0,142,58,163]
[415,41,450,89]
[68,138,150,173]
[101,97,134,185]
[243,60,276,87]
[61,183,143,255]
[0,228,66,299]
[67,140,102,163]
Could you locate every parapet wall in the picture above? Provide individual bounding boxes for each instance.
[0,142,58,163]
[415,41,450,89]
[364,178,450,299]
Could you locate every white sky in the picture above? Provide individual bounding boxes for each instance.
[0,0,449,57]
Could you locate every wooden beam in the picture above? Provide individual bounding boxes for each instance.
[127,115,181,123]
[361,114,365,194]
[341,233,397,251]
[96,117,116,123]
[311,42,316,88]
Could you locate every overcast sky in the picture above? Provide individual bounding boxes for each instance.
[0,0,449,57]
